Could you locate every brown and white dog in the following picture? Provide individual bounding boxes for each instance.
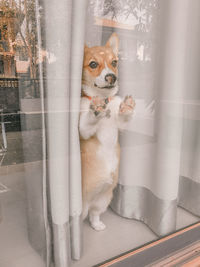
[79,33,135,231]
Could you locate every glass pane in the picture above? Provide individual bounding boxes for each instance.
[0,1,47,266]
[0,0,200,267]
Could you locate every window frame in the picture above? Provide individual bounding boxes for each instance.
[97,222,200,266]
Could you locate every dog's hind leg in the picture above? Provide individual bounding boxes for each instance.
[89,189,113,231]
[82,201,89,220]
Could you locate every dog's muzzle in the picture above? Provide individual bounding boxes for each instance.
[94,73,117,89]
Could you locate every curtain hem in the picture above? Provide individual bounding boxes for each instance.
[53,222,71,267]
[178,176,200,217]
[110,184,177,236]
[70,215,83,260]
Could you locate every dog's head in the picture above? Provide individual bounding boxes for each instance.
[82,33,119,97]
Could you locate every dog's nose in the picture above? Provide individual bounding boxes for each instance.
[105,73,116,84]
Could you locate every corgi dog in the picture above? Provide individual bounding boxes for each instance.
[79,33,135,231]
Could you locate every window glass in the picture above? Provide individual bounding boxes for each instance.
[0,1,200,267]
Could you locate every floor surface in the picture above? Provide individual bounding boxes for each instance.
[0,165,199,267]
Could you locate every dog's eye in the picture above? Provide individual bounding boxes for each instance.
[89,61,98,69]
[111,60,118,68]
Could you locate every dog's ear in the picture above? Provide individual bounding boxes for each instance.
[106,33,119,56]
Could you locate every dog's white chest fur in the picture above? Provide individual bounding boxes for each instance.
[96,98,121,175]
[80,96,121,177]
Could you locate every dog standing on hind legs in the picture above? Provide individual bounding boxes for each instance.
[79,33,135,231]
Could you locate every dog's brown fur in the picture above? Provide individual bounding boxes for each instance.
[81,136,120,203]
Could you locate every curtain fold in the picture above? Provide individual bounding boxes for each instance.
[69,0,87,261]
[44,0,87,266]
[22,0,51,265]
[44,0,72,265]
[178,0,200,216]
[24,0,87,264]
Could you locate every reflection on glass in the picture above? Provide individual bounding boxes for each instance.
[0,1,200,267]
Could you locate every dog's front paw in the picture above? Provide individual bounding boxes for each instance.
[90,96,110,118]
[119,95,135,116]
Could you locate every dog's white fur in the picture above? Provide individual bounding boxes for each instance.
[79,33,134,231]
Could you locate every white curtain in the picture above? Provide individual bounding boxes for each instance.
[44,0,88,265]
[83,0,200,236]
[178,0,200,216]
[109,0,200,236]
[24,0,87,266]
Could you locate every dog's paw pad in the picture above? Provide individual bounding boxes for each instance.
[90,96,108,117]
[119,95,135,115]
[91,221,106,231]
[124,95,135,107]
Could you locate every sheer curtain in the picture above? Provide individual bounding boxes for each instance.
[178,0,200,216]
[110,0,200,236]
[23,0,200,266]
[25,0,87,266]
[45,0,87,264]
